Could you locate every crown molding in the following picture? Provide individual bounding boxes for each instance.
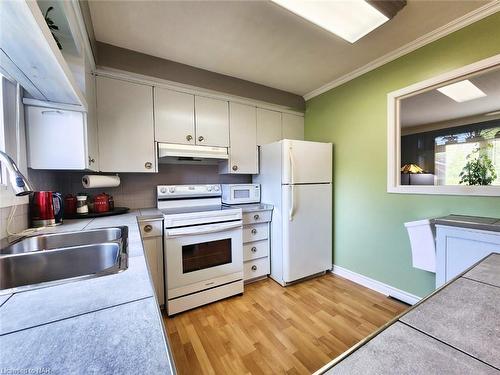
[303,1,500,101]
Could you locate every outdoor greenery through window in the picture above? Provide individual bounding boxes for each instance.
[435,127,500,186]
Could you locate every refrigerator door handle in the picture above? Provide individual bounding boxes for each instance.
[289,146,295,221]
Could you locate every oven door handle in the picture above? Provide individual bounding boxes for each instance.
[165,221,242,238]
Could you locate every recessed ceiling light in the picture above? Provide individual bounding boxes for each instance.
[436,80,487,103]
[270,0,389,43]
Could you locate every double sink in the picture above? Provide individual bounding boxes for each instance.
[0,227,128,294]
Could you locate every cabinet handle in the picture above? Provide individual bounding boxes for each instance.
[88,157,95,164]
[186,134,193,141]
[251,265,257,271]
[251,246,257,253]
[254,214,260,220]
[145,162,153,169]
[143,224,153,233]
[251,228,257,235]
[198,136,204,142]
[232,165,238,171]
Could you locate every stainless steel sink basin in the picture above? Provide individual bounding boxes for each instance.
[0,227,128,294]
[1,227,123,255]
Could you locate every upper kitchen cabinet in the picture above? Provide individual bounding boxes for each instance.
[154,88,195,145]
[0,0,86,106]
[26,104,97,171]
[257,108,282,146]
[154,88,229,147]
[282,113,304,140]
[220,102,258,174]
[97,76,156,173]
[194,96,229,147]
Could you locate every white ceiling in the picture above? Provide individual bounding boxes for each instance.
[88,0,490,96]
[401,66,500,128]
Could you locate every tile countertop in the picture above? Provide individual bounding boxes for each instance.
[223,203,274,213]
[321,253,500,374]
[0,210,175,375]
[434,214,500,233]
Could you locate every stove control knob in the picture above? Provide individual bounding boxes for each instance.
[207,186,213,192]
[214,185,220,192]
[168,187,175,193]
[160,187,167,194]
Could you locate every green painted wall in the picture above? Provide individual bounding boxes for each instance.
[305,13,500,298]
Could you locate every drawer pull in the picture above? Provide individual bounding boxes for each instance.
[254,214,260,220]
[232,165,238,171]
[251,246,257,253]
[251,228,257,235]
[251,265,257,271]
[143,224,153,233]
[145,162,153,169]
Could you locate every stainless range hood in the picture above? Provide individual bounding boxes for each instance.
[158,143,229,165]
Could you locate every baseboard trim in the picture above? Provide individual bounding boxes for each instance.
[331,265,421,305]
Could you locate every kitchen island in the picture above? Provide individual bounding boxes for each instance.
[317,253,500,374]
[0,210,175,374]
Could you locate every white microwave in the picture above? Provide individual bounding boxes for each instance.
[221,184,260,205]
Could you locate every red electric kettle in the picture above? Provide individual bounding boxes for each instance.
[30,191,63,227]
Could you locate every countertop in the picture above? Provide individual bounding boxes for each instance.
[223,203,274,213]
[320,253,500,374]
[434,214,500,233]
[0,210,175,375]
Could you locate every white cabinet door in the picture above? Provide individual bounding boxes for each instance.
[97,76,156,172]
[436,226,500,287]
[26,107,88,170]
[194,96,229,147]
[154,88,195,145]
[222,102,258,174]
[282,113,304,140]
[257,108,281,146]
[143,236,165,306]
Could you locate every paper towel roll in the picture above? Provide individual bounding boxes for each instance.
[82,175,120,189]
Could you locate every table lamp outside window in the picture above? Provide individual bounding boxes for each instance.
[401,164,424,185]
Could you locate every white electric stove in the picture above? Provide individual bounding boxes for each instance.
[157,184,243,315]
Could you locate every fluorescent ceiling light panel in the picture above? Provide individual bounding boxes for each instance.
[271,0,389,43]
[436,80,487,103]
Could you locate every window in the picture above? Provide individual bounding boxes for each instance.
[435,127,500,186]
[0,73,6,186]
[0,74,29,207]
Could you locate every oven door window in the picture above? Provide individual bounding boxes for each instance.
[182,239,232,273]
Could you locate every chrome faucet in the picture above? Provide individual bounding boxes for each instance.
[0,150,34,196]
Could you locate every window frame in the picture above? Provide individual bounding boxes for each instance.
[0,74,30,207]
[387,53,500,196]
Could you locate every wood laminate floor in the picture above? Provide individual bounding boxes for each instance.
[163,274,408,375]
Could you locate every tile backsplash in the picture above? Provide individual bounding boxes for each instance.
[0,204,29,240]
[29,164,251,209]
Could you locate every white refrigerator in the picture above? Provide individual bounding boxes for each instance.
[254,139,332,285]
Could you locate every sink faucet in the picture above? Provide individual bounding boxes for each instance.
[0,150,34,196]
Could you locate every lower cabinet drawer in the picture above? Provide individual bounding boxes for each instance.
[243,223,268,243]
[243,240,269,261]
[244,257,269,280]
[243,210,272,225]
